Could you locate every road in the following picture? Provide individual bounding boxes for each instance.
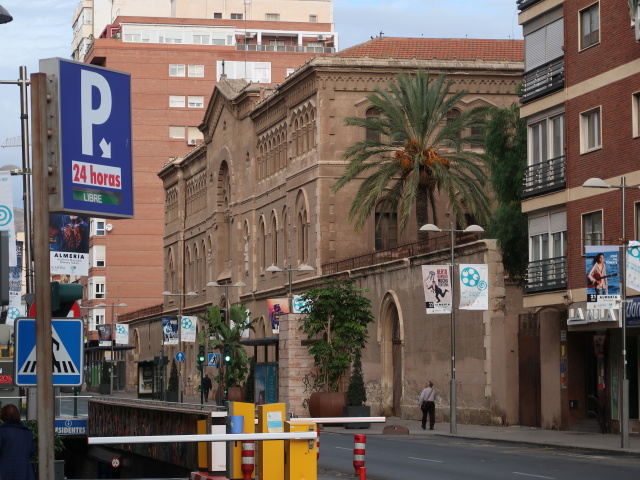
[318,432,640,480]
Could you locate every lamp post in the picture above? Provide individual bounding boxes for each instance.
[95,302,127,395]
[161,291,197,402]
[206,281,247,313]
[265,264,314,301]
[0,4,12,24]
[582,176,638,449]
[420,221,484,434]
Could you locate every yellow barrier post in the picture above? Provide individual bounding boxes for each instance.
[196,419,209,472]
[227,402,255,480]
[257,403,287,480]
[285,421,317,480]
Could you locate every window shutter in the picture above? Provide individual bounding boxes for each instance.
[529,215,548,236]
[550,211,567,233]
[546,19,564,62]
[525,28,546,71]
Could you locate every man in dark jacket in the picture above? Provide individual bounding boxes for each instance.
[0,404,36,479]
[202,373,213,402]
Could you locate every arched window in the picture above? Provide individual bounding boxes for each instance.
[375,204,398,251]
[366,108,381,142]
[302,113,309,152]
[282,207,289,265]
[271,215,278,266]
[259,219,266,271]
[309,110,316,149]
[446,108,461,139]
[295,194,309,265]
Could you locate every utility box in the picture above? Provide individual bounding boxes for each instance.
[210,411,227,475]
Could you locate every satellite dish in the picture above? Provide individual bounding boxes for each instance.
[105,224,113,232]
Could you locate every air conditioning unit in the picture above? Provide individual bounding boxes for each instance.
[317,34,327,41]
[245,32,256,39]
[187,139,197,146]
[636,6,640,42]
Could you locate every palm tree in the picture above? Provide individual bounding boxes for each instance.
[332,70,491,237]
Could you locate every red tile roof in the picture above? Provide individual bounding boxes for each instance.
[335,37,524,62]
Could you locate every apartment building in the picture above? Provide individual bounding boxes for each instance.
[69,0,335,345]
[519,0,640,434]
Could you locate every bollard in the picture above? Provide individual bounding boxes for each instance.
[359,466,366,480]
[316,427,320,460]
[241,440,255,480]
[353,434,366,474]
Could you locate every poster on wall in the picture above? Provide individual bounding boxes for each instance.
[585,245,620,310]
[6,240,24,325]
[115,324,129,345]
[255,363,278,404]
[0,171,17,266]
[180,316,197,342]
[162,317,178,345]
[97,324,111,347]
[626,241,640,292]
[421,265,452,314]
[458,264,489,310]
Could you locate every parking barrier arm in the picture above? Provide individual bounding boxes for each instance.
[88,431,317,445]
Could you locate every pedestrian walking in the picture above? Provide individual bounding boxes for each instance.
[202,373,213,402]
[418,381,437,430]
[0,404,36,480]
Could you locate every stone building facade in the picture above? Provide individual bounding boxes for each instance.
[127,37,532,424]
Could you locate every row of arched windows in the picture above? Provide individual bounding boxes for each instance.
[291,106,316,158]
[257,125,287,180]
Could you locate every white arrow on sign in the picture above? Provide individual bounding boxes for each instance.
[99,138,112,159]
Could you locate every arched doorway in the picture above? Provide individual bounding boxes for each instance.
[379,293,403,416]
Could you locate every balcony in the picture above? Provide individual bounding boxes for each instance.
[236,44,335,54]
[522,154,566,198]
[520,58,564,104]
[517,0,544,11]
[525,256,567,294]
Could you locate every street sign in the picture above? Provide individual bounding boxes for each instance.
[176,351,185,363]
[39,58,134,218]
[208,353,220,367]
[14,318,84,386]
[28,300,81,318]
[54,419,87,436]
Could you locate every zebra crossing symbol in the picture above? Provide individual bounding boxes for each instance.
[14,318,84,387]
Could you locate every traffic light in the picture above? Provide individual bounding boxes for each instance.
[197,344,205,371]
[50,281,83,317]
[223,344,232,365]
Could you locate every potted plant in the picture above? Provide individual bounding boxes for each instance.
[344,351,370,428]
[99,361,110,394]
[298,277,374,417]
[198,304,257,404]
[25,419,65,480]
[166,359,179,402]
[244,357,256,403]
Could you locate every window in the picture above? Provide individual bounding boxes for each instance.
[529,211,566,261]
[216,60,271,83]
[89,277,106,300]
[581,108,601,152]
[270,40,285,46]
[89,309,105,331]
[169,95,185,108]
[265,13,280,21]
[583,211,603,248]
[91,219,106,236]
[309,15,318,23]
[169,126,185,139]
[365,108,381,142]
[213,12,222,19]
[633,92,640,138]
[524,18,563,71]
[188,65,204,77]
[231,13,243,20]
[375,205,398,251]
[90,245,106,268]
[169,64,185,77]
[580,3,600,50]
[192,31,210,44]
[188,96,204,108]
[446,109,461,139]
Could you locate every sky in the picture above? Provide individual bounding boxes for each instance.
[0,0,523,207]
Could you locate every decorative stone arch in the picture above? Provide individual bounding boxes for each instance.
[258,215,267,271]
[243,221,251,276]
[294,189,310,265]
[270,210,279,267]
[281,206,289,265]
[133,328,140,356]
[377,290,404,416]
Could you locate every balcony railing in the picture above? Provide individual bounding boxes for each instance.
[522,154,566,198]
[517,0,544,11]
[236,44,335,54]
[321,232,480,275]
[525,256,567,294]
[520,57,564,104]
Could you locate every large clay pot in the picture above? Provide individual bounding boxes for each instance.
[308,392,347,418]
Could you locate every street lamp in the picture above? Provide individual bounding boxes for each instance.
[420,221,484,434]
[95,302,127,395]
[0,5,13,24]
[161,291,197,402]
[583,176,639,448]
[265,264,314,298]
[206,281,247,313]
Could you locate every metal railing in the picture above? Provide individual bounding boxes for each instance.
[521,57,564,104]
[522,154,566,198]
[236,44,335,54]
[525,256,567,294]
[517,0,544,11]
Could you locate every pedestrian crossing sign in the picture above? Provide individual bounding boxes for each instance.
[14,318,84,386]
[208,353,220,367]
